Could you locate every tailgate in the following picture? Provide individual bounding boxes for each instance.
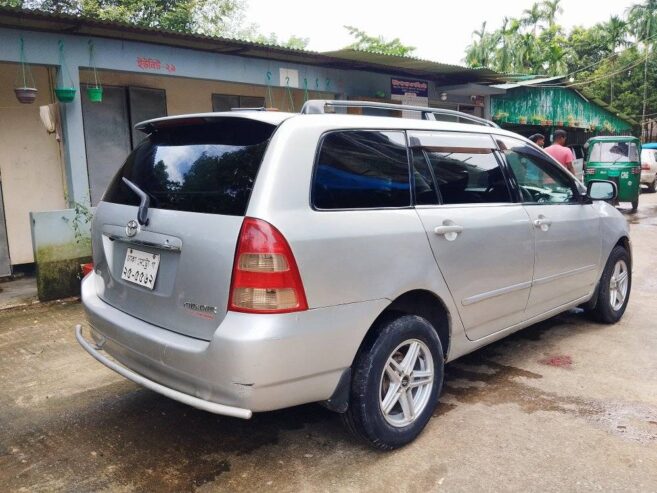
[90,116,276,340]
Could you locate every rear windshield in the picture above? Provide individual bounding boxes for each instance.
[589,141,639,163]
[103,118,275,215]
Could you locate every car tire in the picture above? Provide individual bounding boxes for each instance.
[647,179,657,193]
[341,314,444,450]
[588,245,631,324]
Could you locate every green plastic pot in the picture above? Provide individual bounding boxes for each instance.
[86,86,103,103]
[55,87,76,103]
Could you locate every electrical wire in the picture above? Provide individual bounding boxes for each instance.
[530,55,649,88]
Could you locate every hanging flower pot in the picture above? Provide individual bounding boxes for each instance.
[86,86,103,102]
[55,40,77,104]
[15,87,38,104]
[85,40,103,103]
[14,36,38,104]
[55,87,76,102]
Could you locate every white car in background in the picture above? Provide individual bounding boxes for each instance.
[641,147,657,193]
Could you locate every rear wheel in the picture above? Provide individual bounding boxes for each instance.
[647,179,657,193]
[342,315,444,450]
[631,198,639,211]
[588,245,631,324]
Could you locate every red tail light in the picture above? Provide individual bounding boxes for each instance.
[585,168,596,175]
[228,218,308,313]
[81,262,94,277]
[631,166,641,175]
[642,162,650,170]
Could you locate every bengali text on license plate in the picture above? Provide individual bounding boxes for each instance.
[121,248,160,289]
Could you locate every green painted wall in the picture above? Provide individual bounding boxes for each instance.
[491,86,632,132]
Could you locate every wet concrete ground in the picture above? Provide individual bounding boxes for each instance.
[1,194,657,492]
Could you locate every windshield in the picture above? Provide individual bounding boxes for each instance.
[103,119,274,215]
[589,141,639,163]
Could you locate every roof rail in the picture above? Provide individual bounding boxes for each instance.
[230,107,267,112]
[300,100,498,128]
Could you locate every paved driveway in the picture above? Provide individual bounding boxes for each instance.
[1,195,657,492]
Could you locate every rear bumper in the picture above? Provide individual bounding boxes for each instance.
[79,274,387,413]
[641,170,656,184]
[76,324,252,418]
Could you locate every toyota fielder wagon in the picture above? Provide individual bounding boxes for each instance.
[77,100,631,450]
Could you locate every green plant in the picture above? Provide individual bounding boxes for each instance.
[494,111,509,121]
[64,194,93,244]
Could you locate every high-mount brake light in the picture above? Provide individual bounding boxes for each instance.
[228,218,308,313]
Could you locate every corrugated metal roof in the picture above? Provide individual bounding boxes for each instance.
[321,49,503,83]
[492,75,566,89]
[0,6,506,83]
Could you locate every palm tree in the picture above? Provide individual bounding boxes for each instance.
[496,17,521,73]
[522,3,544,36]
[515,32,539,74]
[545,43,567,75]
[541,0,563,29]
[465,21,496,68]
[628,0,657,137]
[628,0,657,43]
[604,16,629,53]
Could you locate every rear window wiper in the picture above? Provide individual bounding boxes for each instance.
[122,177,150,226]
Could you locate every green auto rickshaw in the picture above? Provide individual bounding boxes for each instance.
[584,136,642,211]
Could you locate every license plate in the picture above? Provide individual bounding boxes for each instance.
[121,248,160,290]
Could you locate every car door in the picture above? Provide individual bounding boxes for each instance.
[497,136,601,318]
[410,131,535,341]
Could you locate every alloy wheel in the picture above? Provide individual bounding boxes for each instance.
[609,259,629,311]
[379,339,434,428]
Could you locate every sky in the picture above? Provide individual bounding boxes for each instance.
[245,0,637,65]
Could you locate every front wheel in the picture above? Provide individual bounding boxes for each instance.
[342,315,444,450]
[588,245,631,324]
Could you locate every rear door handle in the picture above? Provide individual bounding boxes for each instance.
[434,225,464,235]
[434,224,463,241]
[533,216,552,231]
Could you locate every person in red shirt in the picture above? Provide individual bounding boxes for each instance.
[544,129,574,174]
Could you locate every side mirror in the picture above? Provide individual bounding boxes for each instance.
[587,180,617,201]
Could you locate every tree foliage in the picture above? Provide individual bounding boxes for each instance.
[343,25,416,56]
[6,0,308,45]
[464,0,657,127]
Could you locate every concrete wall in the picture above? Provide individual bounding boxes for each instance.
[80,69,334,115]
[0,62,67,265]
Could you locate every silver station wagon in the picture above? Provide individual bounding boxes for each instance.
[77,100,631,449]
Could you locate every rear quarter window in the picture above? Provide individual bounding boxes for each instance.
[103,118,274,216]
[312,130,411,209]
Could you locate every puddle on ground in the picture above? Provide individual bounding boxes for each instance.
[435,357,657,446]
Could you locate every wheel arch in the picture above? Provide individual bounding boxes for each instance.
[355,289,452,365]
[323,289,452,414]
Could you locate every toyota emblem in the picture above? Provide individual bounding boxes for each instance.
[125,219,139,237]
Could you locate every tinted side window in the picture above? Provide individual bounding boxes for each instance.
[497,136,577,204]
[312,131,410,209]
[424,149,511,204]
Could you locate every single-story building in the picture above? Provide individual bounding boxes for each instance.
[0,7,505,296]
[490,76,637,145]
